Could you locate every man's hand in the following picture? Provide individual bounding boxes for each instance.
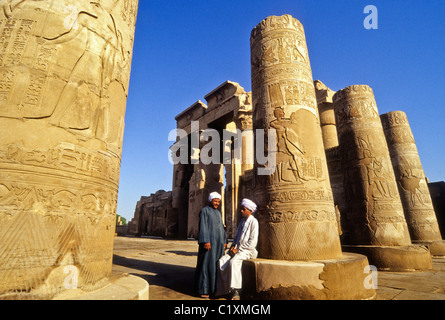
[204,242,211,251]
[228,246,238,257]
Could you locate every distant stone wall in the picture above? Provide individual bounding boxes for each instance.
[127,190,177,238]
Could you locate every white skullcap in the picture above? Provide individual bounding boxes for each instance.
[241,198,257,213]
[208,192,221,201]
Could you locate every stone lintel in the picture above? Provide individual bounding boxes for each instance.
[175,100,207,127]
[204,80,246,110]
[174,82,251,134]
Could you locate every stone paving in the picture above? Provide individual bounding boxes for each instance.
[112,236,445,300]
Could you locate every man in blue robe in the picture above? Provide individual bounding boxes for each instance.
[194,192,227,298]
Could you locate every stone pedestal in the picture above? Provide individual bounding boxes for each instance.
[333,85,432,271]
[242,253,376,300]
[0,0,140,299]
[52,272,149,300]
[381,111,445,256]
[342,245,432,271]
[412,240,445,257]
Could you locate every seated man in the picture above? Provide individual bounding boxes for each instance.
[216,198,259,300]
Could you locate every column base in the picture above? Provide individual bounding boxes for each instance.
[412,240,445,257]
[242,252,376,300]
[0,272,149,300]
[342,244,432,271]
[53,273,149,300]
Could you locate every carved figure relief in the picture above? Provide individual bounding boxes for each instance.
[398,156,425,207]
[0,0,136,154]
[270,107,305,183]
[381,111,441,241]
[334,85,411,246]
[0,0,138,298]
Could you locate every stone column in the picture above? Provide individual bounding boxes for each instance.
[314,80,338,150]
[172,162,193,239]
[251,14,342,261]
[245,16,376,301]
[0,0,140,299]
[333,85,432,270]
[188,163,206,238]
[314,80,345,237]
[381,111,445,255]
[224,121,242,238]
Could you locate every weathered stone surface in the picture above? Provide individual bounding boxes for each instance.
[333,85,412,246]
[52,273,149,300]
[242,253,376,300]
[250,14,342,260]
[381,111,442,242]
[412,240,445,257]
[334,86,433,271]
[127,191,177,238]
[0,0,138,299]
[342,245,432,271]
[325,146,346,236]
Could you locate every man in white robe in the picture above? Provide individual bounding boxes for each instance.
[216,198,259,300]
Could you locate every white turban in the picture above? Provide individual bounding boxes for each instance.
[241,198,257,213]
[208,192,221,202]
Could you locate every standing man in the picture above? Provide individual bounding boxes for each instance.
[216,198,259,300]
[194,192,227,298]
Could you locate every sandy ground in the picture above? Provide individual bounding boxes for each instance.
[112,235,445,300]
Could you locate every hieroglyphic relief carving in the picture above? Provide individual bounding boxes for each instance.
[263,209,338,224]
[0,142,121,184]
[0,0,135,154]
[0,0,138,299]
[0,179,117,217]
[251,15,342,261]
[334,86,412,246]
[381,111,442,241]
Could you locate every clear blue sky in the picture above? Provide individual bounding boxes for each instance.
[117,0,445,222]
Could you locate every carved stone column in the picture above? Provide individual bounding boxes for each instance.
[245,15,376,301]
[251,14,342,261]
[381,111,445,255]
[314,80,345,238]
[334,85,432,270]
[0,0,140,299]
